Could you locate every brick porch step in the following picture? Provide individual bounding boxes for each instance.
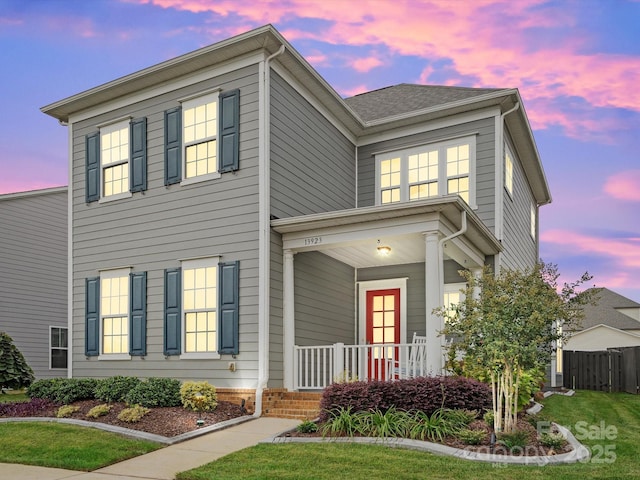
[262,390,322,420]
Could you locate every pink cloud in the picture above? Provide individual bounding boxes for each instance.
[339,84,370,98]
[603,170,640,202]
[541,230,640,269]
[351,56,383,73]
[129,0,640,138]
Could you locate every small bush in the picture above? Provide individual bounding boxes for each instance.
[458,428,486,445]
[539,432,565,449]
[321,407,360,437]
[0,398,57,417]
[125,378,181,408]
[319,376,491,422]
[56,405,79,418]
[180,381,218,412]
[27,378,97,404]
[355,407,412,438]
[95,376,141,403]
[0,332,35,390]
[483,410,495,429]
[440,409,478,429]
[86,404,112,418]
[296,420,318,433]
[498,429,530,450]
[117,404,150,423]
[408,409,460,442]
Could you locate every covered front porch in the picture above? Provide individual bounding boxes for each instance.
[271,196,501,391]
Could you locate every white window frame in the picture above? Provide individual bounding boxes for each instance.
[530,202,536,239]
[99,119,132,202]
[98,267,131,360]
[504,143,514,198]
[375,135,477,209]
[180,256,221,359]
[49,326,68,370]
[180,92,221,186]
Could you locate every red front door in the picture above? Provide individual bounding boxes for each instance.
[366,289,400,380]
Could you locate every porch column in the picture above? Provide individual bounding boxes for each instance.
[283,249,296,391]
[424,231,444,374]
[470,267,482,301]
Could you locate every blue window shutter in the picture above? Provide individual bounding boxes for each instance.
[164,107,182,185]
[129,117,147,192]
[129,272,147,356]
[218,261,239,355]
[218,89,240,173]
[164,268,181,355]
[85,132,100,202]
[85,277,100,356]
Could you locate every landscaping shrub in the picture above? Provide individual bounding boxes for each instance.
[94,376,141,403]
[125,378,181,408]
[117,404,150,423]
[539,431,565,449]
[56,405,79,418]
[27,378,97,404]
[498,429,530,450]
[0,398,57,417]
[180,381,218,412]
[296,419,318,434]
[86,404,112,418]
[319,376,491,422]
[0,332,35,391]
[458,428,486,445]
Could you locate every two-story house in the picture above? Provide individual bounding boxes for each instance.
[42,25,550,415]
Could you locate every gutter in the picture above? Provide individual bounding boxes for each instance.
[254,44,286,418]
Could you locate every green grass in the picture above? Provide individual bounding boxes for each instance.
[0,423,162,471]
[0,391,29,402]
[177,390,640,480]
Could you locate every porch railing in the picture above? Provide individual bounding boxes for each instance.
[294,342,428,390]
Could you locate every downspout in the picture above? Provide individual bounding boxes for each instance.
[438,211,467,310]
[254,44,285,418]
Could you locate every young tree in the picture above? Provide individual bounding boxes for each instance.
[0,332,35,393]
[439,263,595,433]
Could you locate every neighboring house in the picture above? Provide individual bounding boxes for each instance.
[564,288,640,351]
[41,25,550,414]
[0,187,68,380]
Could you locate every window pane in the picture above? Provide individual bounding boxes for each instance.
[373,312,383,327]
[51,349,67,369]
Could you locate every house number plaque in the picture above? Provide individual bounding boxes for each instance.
[303,236,322,246]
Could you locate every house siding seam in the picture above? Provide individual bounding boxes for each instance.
[0,189,68,379]
[69,65,261,386]
[356,117,496,232]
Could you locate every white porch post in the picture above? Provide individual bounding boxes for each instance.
[424,231,444,374]
[283,249,296,391]
[471,267,482,301]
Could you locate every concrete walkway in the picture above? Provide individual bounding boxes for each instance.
[1,417,299,480]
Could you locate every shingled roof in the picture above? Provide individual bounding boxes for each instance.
[575,288,640,331]
[344,83,507,122]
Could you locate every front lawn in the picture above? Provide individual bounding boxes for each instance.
[177,390,640,480]
[0,422,162,471]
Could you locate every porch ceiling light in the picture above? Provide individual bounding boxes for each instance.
[376,244,391,256]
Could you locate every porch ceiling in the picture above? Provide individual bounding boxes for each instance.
[271,196,502,269]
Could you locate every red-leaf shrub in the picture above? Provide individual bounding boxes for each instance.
[0,398,58,417]
[319,376,491,422]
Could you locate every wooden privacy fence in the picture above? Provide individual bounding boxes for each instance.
[563,346,640,394]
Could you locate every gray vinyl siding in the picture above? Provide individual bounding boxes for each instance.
[501,132,538,270]
[357,117,496,231]
[268,230,284,387]
[294,252,355,346]
[70,65,260,387]
[0,189,67,379]
[270,71,356,218]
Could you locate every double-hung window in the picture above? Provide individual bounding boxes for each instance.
[164,89,240,186]
[182,257,218,354]
[85,269,147,358]
[100,268,130,356]
[504,145,514,197]
[50,327,68,369]
[164,258,239,358]
[101,120,130,197]
[376,136,476,207]
[85,117,147,203]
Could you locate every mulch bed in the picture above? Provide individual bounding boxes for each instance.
[283,417,572,456]
[4,399,246,438]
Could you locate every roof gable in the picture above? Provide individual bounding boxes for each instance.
[576,288,640,331]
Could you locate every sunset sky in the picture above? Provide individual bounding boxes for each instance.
[1,0,639,301]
